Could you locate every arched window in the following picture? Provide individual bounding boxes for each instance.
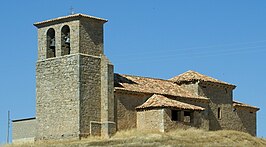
[61,25,70,56]
[46,28,56,58]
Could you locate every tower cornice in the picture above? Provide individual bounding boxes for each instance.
[34,13,108,28]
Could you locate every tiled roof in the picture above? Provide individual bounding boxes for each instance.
[136,94,205,111]
[114,74,208,101]
[34,13,107,27]
[233,101,260,111]
[170,70,236,88]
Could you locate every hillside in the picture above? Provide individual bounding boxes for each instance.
[6,128,266,147]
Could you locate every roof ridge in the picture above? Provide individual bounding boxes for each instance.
[170,70,235,87]
[136,94,205,111]
[115,73,173,83]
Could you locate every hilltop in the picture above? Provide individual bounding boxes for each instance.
[6,128,266,147]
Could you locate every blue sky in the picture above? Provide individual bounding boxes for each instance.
[0,0,266,144]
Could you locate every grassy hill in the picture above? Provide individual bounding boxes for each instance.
[6,128,266,147]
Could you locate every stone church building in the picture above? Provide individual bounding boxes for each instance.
[12,14,259,143]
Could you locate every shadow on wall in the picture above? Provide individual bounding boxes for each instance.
[235,110,256,136]
[81,20,102,46]
[208,105,222,131]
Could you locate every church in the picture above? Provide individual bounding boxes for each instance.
[12,14,259,143]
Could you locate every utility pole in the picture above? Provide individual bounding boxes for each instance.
[6,110,10,144]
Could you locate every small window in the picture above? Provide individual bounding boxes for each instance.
[47,28,56,58]
[218,107,222,119]
[171,110,178,121]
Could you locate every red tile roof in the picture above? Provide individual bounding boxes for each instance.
[114,74,208,101]
[170,70,236,88]
[136,94,205,111]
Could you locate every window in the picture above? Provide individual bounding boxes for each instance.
[47,28,56,58]
[61,25,70,56]
[218,107,222,119]
[171,110,178,121]
[184,111,191,123]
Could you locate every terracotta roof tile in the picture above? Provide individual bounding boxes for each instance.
[233,101,259,111]
[170,70,236,88]
[136,94,205,111]
[114,74,208,100]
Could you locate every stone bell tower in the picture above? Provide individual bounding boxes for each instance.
[34,14,115,141]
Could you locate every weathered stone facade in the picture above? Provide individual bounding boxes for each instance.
[34,14,115,141]
[115,92,151,130]
[12,13,259,143]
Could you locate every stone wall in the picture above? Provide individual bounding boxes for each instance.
[115,92,151,131]
[167,96,209,130]
[100,55,116,137]
[226,108,257,136]
[35,14,113,140]
[179,82,257,136]
[36,53,114,140]
[79,54,102,137]
[198,83,236,131]
[36,20,80,60]
[137,109,164,132]
[163,109,207,131]
[236,109,257,136]
[179,82,199,96]
[12,118,36,143]
[36,55,80,140]
[80,18,104,56]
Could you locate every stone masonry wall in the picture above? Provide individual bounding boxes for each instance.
[79,54,102,137]
[226,108,257,136]
[79,18,104,56]
[115,92,151,131]
[12,118,36,143]
[36,55,80,140]
[167,96,209,130]
[100,55,116,137]
[163,109,206,132]
[137,109,164,132]
[181,82,257,135]
[181,82,238,131]
[236,109,257,136]
[198,83,236,131]
[37,20,80,60]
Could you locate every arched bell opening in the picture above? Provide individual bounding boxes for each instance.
[46,28,56,58]
[61,25,71,56]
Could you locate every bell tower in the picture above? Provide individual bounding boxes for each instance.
[34,14,115,140]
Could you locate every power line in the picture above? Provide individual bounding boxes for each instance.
[111,39,266,57]
[112,45,266,64]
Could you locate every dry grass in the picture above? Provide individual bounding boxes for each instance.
[4,128,266,147]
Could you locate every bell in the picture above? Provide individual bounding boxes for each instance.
[65,33,70,44]
[50,38,55,49]
[65,37,70,44]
